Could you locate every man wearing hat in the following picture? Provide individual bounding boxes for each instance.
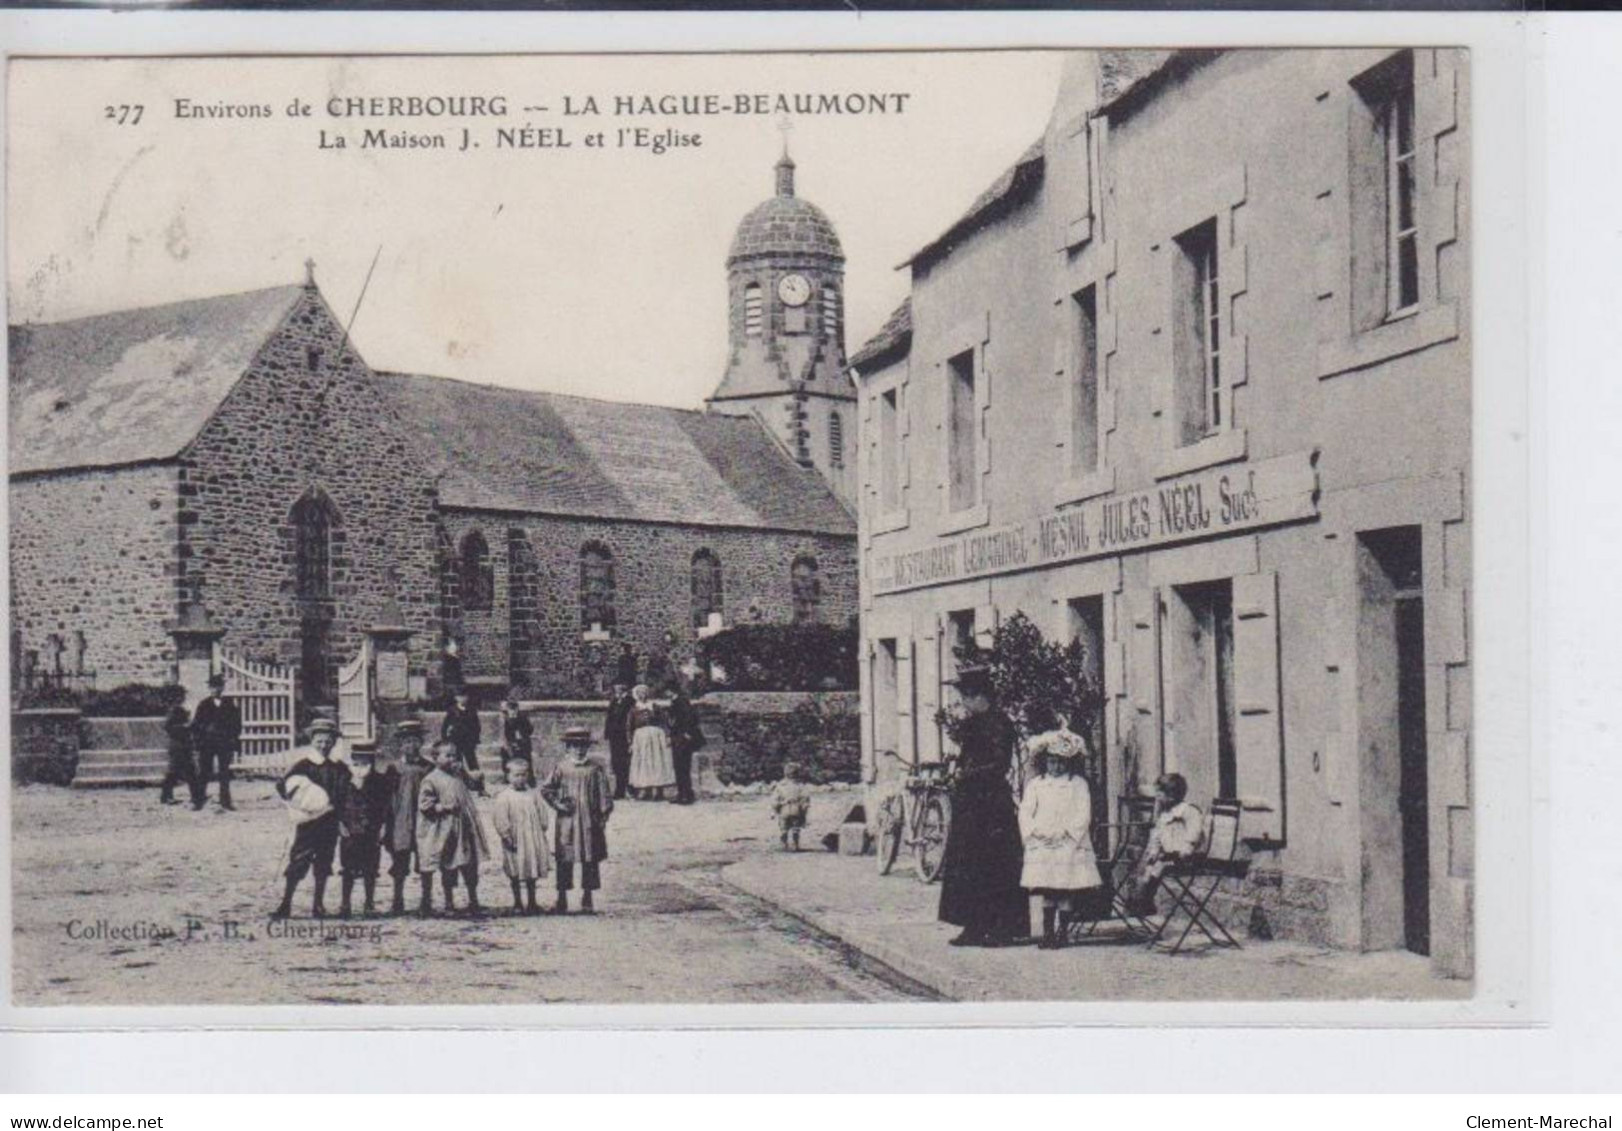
[189,672,242,811]
[540,727,614,914]
[500,694,535,775]
[441,687,482,773]
[936,662,1028,947]
[377,718,433,915]
[272,717,351,919]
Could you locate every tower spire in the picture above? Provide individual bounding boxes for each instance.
[775,115,796,196]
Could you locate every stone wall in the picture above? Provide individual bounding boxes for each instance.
[179,286,443,695]
[10,708,82,785]
[441,509,857,698]
[9,463,181,685]
[701,690,860,786]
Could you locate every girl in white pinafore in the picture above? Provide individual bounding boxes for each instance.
[627,684,676,800]
[1018,714,1103,949]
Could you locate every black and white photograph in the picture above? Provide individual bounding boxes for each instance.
[4,46,1478,1010]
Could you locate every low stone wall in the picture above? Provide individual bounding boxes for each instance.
[699,690,861,787]
[420,702,609,779]
[11,708,82,786]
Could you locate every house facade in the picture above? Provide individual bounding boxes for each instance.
[851,49,1472,976]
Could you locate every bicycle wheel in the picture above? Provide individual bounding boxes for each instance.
[876,794,904,875]
[914,794,951,883]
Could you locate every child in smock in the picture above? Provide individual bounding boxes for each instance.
[770,762,812,851]
[1018,735,1102,949]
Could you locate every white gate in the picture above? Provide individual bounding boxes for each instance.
[217,647,297,773]
[337,637,374,746]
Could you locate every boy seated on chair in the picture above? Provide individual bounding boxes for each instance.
[1124,772,1206,917]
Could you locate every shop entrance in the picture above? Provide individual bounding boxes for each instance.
[1356,526,1430,956]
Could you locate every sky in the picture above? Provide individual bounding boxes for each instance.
[7,52,1065,410]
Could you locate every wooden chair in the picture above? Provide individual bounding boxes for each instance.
[1147,798,1250,954]
[1066,794,1159,943]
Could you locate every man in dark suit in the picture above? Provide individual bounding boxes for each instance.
[441,688,482,772]
[190,672,242,811]
[604,682,634,799]
[667,683,705,805]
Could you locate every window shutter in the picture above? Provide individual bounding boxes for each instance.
[974,603,999,649]
[917,621,943,762]
[1233,570,1286,845]
[1124,587,1161,785]
[1055,115,1093,250]
[895,638,915,764]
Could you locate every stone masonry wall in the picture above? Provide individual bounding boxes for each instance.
[9,462,181,685]
[179,286,442,693]
[441,509,857,698]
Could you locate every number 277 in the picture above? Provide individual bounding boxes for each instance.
[105,104,144,125]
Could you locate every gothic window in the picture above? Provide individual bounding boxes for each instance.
[292,490,338,601]
[691,549,723,630]
[744,283,764,337]
[791,555,821,624]
[459,530,493,612]
[580,542,617,631]
[829,409,845,469]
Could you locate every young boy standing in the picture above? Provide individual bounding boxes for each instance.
[770,762,812,851]
[376,719,433,915]
[492,758,551,915]
[417,741,489,916]
[337,749,393,918]
[541,727,614,914]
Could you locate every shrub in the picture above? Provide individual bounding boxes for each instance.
[14,682,185,717]
[697,622,858,692]
[712,697,861,786]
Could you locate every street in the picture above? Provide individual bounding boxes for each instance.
[9,779,935,1006]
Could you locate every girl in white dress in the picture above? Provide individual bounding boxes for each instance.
[627,684,676,799]
[491,758,551,915]
[1019,708,1103,949]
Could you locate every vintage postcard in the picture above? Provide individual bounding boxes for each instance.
[4,45,1491,1014]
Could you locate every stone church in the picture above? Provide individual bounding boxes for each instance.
[8,155,857,706]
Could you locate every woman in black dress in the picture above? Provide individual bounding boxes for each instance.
[937,664,1028,947]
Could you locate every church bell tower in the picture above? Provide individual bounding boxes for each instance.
[707,153,856,508]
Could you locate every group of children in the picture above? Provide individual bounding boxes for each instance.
[274,719,616,920]
[1015,706,1208,949]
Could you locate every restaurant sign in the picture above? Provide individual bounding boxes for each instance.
[871,450,1319,596]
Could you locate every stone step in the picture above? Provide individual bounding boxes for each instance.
[76,748,168,766]
[71,760,169,787]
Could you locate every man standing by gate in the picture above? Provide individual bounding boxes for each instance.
[191,672,241,812]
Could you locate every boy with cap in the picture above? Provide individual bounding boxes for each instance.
[377,719,433,915]
[336,743,393,918]
[272,717,351,919]
[540,727,614,913]
[500,695,535,776]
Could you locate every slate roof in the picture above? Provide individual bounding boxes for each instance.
[728,195,843,264]
[901,137,1045,270]
[8,285,305,475]
[849,298,912,373]
[375,372,856,536]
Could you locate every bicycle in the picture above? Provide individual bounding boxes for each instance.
[873,749,954,883]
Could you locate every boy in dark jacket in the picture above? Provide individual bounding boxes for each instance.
[337,753,395,918]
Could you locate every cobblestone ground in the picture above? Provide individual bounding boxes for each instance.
[10,779,922,1006]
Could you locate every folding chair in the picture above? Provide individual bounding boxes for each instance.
[1068,794,1159,943]
[1147,799,1250,955]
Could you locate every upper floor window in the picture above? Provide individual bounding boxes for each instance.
[1173,217,1225,445]
[579,542,616,630]
[1351,50,1423,329]
[691,549,723,630]
[947,348,980,512]
[829,409,845,469]
[1071,285,1100,474]
[821,286,840,337]
[878,387,902,513]
[291,490,338,601]
[459,530,493,612]
[743,283,764,337]
[791,556,821,624]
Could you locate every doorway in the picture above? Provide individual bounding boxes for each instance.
[873,638,900,763]
[1356,525,1429,956]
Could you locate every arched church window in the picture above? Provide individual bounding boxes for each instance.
[791,555,821,624]
[691,549,723,630]
[291,490,338,601]
[459,530,493,612]
[744,283,764,337]
[580,542,617,630]
[829,410,845,469]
